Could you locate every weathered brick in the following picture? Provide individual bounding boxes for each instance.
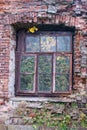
[0,1,87,124]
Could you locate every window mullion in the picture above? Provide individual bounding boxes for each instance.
[53,53,56,93]
[34,54,38,93]
[69,54,72,91]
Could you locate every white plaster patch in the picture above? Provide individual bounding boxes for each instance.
[8,34,16,97]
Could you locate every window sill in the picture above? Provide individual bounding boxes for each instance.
[9,96,76,106]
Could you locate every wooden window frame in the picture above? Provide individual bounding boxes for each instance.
[15,30,73,97]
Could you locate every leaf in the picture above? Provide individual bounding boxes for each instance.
[29,28,35,33]
[33,125,37,130]
[28,26,38,33]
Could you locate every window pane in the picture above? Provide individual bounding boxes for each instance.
[56,56,70,73]
[26,36,40,52]
[38,74,51,92]
[38,55,52,92]
[57,36,71,52]
[20,56,35,73]
[20,74,34,91]
[38,55,52,73]
[41,36,56,52]
[55,74,69,92]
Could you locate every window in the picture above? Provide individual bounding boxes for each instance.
[15,30,72,96]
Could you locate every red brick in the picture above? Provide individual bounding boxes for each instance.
[0,0,87,101]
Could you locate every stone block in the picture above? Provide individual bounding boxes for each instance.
[48,5,57,13]
[8,125,39,130]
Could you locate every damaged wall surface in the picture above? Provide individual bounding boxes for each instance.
[0,0,87,123]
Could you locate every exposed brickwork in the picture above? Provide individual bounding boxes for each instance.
[0,0,87,104]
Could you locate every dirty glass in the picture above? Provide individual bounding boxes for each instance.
[38,55,52,91]
[57,36,71,52]
[55,74,69,92]
[26,36,40,52]
[38,74,51,92]
[56,56,70,73]
[38,55,52,73]
[55,55,70,92]
[20,74,34,91]
[20,56,35,73]
[41,36,56,52]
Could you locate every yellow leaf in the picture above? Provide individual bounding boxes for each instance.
[28,26,38,33]
[29,28,35,33]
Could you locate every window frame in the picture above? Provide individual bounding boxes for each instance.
[15,30,73,97]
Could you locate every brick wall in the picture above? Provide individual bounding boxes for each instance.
[0,0,87,104]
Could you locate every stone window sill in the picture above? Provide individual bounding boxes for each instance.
[9,96,75,108]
